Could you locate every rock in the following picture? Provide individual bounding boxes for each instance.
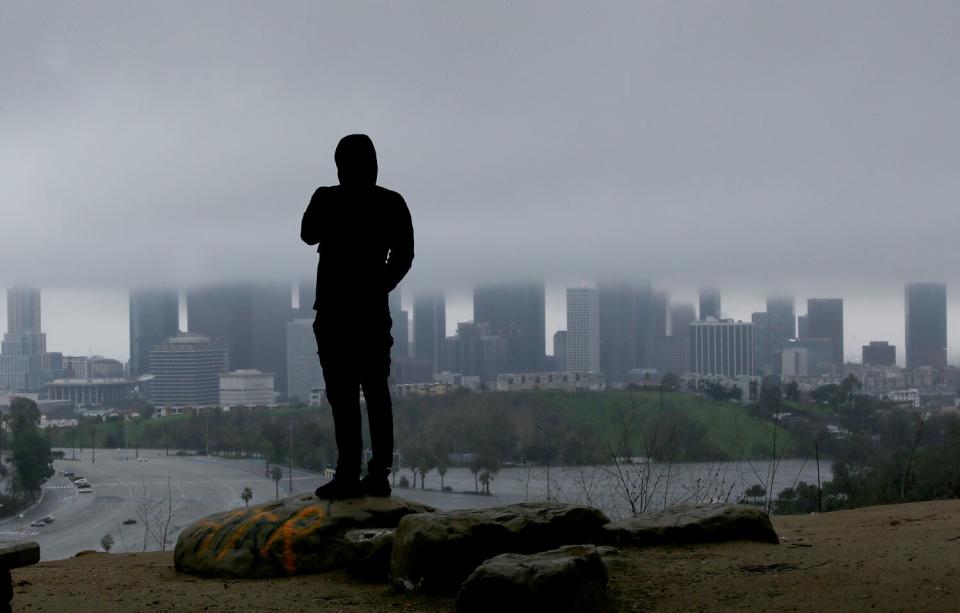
[0,541,40,569]
[602,504,779,546]
[343,528,395,580]
[391,502,610,593]
[456,545,608,613]
[174,494,434,578]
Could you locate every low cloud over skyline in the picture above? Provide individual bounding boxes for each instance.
[3,2,960,359]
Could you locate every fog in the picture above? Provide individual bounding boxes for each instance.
[2,2,959,358]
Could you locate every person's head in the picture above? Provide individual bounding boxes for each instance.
[335,134,378,186]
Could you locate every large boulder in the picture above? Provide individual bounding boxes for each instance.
[390,502,610,593]
[456,545,608,613]
[174,494,434,578]
[602,504,779,546]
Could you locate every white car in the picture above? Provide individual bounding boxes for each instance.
[78,487,92,494]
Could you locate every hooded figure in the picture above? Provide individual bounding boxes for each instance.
[301,134,414,499]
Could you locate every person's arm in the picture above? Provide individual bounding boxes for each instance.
[300,188,326,245]
[384,193,414,292]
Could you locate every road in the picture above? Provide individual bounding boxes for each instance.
[0,449,334,561]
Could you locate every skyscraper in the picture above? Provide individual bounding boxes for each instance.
[566,287,599,373]
[473,282,545,373]
[187,283,292,395]
[754,295,795,374]
[699,288,721,320]
[905,282,947,370]
[553,330,567,372]
[669,303,696,338]
[1,286,48,390]
[389,289,409,358]
[651,290,669,338]
[413,291,446,373]
[689,319,754,378]
[598,282,640,384]
[129,289,179,377]
[862,341,896,367]
[806,298,844,364]
[286,318,324,403]
[149,334,229,407]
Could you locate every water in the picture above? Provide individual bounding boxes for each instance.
[393,458,831,518]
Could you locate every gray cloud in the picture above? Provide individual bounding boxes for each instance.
[2,1,959,296]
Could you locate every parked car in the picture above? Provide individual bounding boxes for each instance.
[78,488,92,494]
[123,519,137,525]
[41,516,55,524]
[30,520,46,527]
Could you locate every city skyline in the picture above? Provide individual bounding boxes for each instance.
[4,282,958,369]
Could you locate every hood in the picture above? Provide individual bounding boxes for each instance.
[335,134,378,186]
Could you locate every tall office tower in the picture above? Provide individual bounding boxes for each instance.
[473,282,545,373]
[296,280,316,319]
[1,286,48,390]
[766,295,795,348]
[187,283,293,395]
[129,289,179,377]
[553,331,568,372]
[751,312,769,374]
[148,334,229,406]
[286,318,324,404]
[689,319,754,378]
[797,314,810,338]
[651,290,669,338]
[389,289,409,358]
[413,291,446,373]
[862,341,897,367]
[670,303,696,338]
[598,282,641,384]
[566,287,600,373]
[788,338,835,374]
[905,282,947,370]
[446,321,507,384]
[699,287,721,320]
[806,298,844,364]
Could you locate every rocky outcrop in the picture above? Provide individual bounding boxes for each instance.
[456,545,608,613]
[602,504,779,546]
[390,502,610,593]
[174,495,434,578]
[342,528,396,580]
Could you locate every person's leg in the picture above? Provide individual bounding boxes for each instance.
[359,322,394,495]
[314,320,363,499]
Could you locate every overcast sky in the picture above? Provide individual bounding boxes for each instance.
[2,2,959,361]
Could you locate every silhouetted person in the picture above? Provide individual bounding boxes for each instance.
[301,134,414,499]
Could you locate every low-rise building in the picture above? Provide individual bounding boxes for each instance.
[495,371,605,392]
[219,369,275,408]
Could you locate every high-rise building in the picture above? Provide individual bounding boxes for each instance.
[651,290,669,338]
[781,347,808,377]
[473,282,545,373]
[553,331,567,373]
[187,283,292,395]
[598,282,642,384]
[413,291,446,373]
[689,319,754,378]
[285,318,324,404]
[806,298,844,364]
[129,289,179,377]
[797,314,810,338]
[669,303,696,338]
[862,341,896,367]
[219,370,275,408]
[566,287,599,373]
[766,295,795,358]
[389,289,409,358]
[445,321,507,384]
[1,286,49,390]
[788,338,834,374]
[905,282,947,370]
[646,336,688,375]
[699,288,721,320]
[149,334,229,406]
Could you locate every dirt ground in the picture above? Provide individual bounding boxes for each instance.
[12,499,960,612]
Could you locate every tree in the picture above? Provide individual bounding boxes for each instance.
[8,398,55,501]
[660,373,680,392]
[101,534,114,553]
[744,483,767,505]
[241,487,253,508]
[784,381,801,402]
[270,466,283,500]
[437,455,449,490]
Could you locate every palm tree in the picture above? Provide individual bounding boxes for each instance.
[241,486,253,508]
[270,466,282,500]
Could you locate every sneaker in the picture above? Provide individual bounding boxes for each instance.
[314,478,362,500]
[359,473,391,497]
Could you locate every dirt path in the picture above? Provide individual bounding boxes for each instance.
[12,500,960,612]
